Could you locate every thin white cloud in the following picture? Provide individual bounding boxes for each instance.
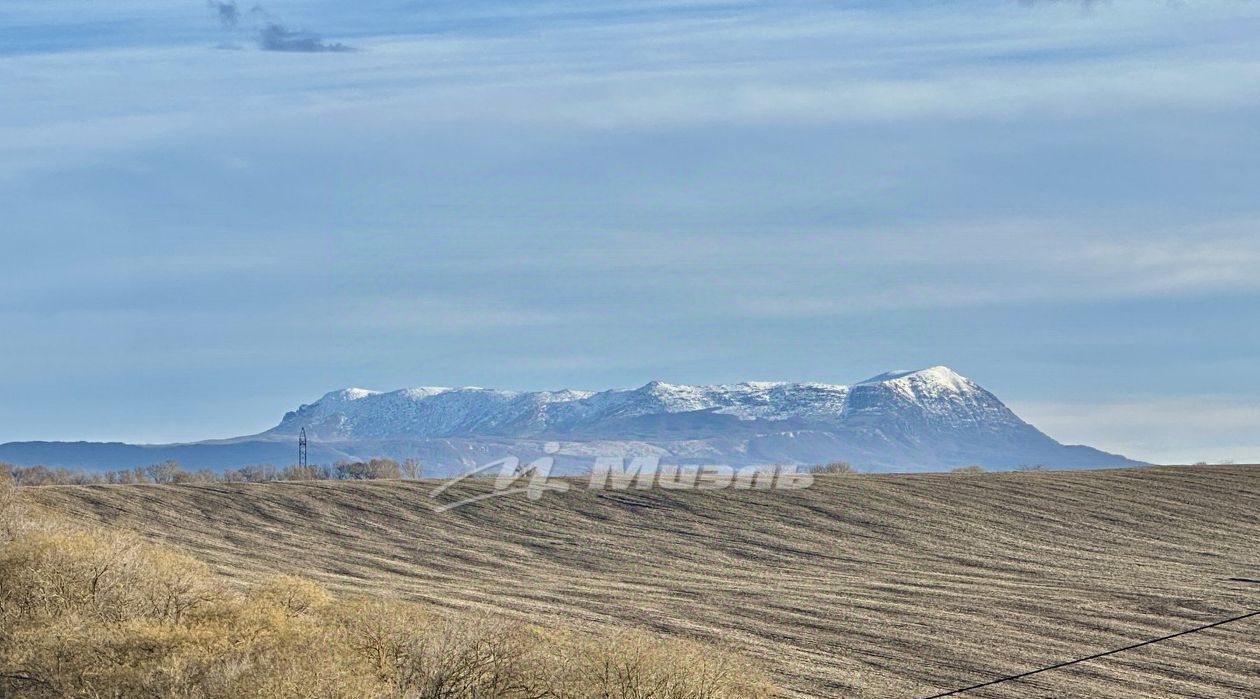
[711,218,1260,316]
[330,297,581,331]
[3,1,1260,174]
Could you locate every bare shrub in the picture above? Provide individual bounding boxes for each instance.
[809,461,855,475]
[234,464,280,483]
[102,467,150,485]
[5,457,420,489]
[0,528,214,626]
[4,601,383,699]
[324,601,773,699]
[0,522,377,698]
[0,473,26,543]
[328,598,431,682]
[328,599,551,697]
[336,459,403,481]
[145,459,184,485]
[190,597,385,699]
[402,458,422,480]
[552,628,776,699]
[0,480,66,545]
[172,468,219,484]
[279,464,332,481]
[4,616,236,698]
[7,466,79,487]
[251,575,332,617]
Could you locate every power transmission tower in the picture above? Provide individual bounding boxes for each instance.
[298,427,308,470]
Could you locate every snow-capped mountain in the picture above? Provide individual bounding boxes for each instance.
[0,367,1142,473]
[239,366,1134,472]
[267,366,1014,440]
[266,378,854,440]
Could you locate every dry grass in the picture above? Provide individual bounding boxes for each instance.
[29,465,1260,698]
[0,476,771,699]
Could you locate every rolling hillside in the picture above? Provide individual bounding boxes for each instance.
[29,465,1260,698]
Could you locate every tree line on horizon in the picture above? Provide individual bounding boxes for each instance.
[0,458,423,487]
[3,458,1010,487]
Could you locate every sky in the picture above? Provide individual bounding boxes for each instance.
[2,0,1259,464]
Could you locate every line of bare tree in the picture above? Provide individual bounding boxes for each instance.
[0,458,422,487]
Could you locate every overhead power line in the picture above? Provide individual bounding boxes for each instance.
[918,609,1260,698]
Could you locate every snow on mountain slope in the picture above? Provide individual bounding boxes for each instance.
[268,375,865,440]
[268,366,1036,445]
[0,367,1143,473]
[844,366,1027,428]
[248,366,1142,472]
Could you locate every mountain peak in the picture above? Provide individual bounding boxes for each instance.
[320,387,382,402]
[859,365,968,386]
[896,365,971,390]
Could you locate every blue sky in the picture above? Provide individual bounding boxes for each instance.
[3,0,1260,463]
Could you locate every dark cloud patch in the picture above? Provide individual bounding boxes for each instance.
[258,23,354,52]
[204,1,355,53]
[208,0,239,28]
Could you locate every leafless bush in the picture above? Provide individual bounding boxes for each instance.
[251,574,332,617]
[5,457,420,489]
[329,599,553,697]
[173,468,219,484]
[336,459,403,481]
[145,459,183,484]
[0,472,26,543]
[2,595,378,699]
[7,465,83,487]
[279,464,333,481]
[226,464,281,483]
[809,461,855,475]
[0,528,214,626]
[402,458,423,480]
[102,467,150,484]
[4,464,143,486]
[551,628,775,699]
